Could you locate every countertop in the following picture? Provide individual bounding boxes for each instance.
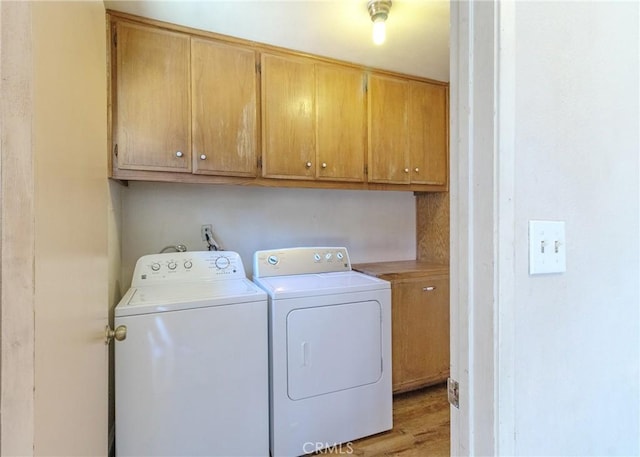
[352,260,449,280]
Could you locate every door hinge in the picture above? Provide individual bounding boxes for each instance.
[113,144,118,157]
[257,156,262,169]
[447,377,459,409]
[256,61,261,74]
[364,165,368,176]
[113,28,117,47]
[363,74,368,93]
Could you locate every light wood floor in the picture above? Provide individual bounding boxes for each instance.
[318,383,450,456]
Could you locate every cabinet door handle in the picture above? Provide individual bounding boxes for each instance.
[305,161,312,168]
[404,168,410,173]
[321,162,327,168]
[414,167,420,173]
[423,286,436,292]
[200,154,207,160]
[175,151,184,158]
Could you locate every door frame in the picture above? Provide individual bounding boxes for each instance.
[449,1,517,455]
[0,2,37,455]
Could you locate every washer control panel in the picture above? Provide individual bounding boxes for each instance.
[132,251,246,285]
[254,247,351,278]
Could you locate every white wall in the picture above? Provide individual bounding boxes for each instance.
[103,0,450,82]
[511,2,639,455]
[120,182,416,288]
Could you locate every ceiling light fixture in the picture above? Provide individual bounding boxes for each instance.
[367,0,392,45]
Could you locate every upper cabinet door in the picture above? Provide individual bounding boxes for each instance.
[408,82,448,186]
[191,38,258,177]
[261,53,316,179]
[115,22,191,172]
[368,74,410,184]
[316,64,366,182]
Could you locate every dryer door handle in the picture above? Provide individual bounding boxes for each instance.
[302,342,309,367]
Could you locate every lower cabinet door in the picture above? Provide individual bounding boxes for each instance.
[391,275,450,393]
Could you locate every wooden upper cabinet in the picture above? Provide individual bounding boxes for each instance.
[368,74,410,184]
[191,38,258,177]
[261,55,366,182]
[368,74,449,187]
[109,14,448,190]
[115,22,191,172]
[261,53,315,179]
[408,82,448,186]
[316,64,366,182]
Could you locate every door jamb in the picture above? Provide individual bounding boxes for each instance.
[449,1,517,455]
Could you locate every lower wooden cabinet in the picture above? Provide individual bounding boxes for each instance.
[390,274,449,392]
[352,261,450,393]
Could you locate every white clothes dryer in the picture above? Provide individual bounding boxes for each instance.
[115,251,268,457]
[253,247,392,457]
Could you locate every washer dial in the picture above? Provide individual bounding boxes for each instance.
[215,256,230,269]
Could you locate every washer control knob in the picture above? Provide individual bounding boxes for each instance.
[313,253,321,262]
[325,253,333,260]
[267,255,279,266]
[168,261,177,270]
[215,256,230,269]
[184,260,193,269]
[336,252,344,260]
[151,263,161,272]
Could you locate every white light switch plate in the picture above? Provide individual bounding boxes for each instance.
[529,220,566,275]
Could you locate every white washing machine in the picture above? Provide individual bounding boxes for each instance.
[115,251,268,457]
[253,247,392,457]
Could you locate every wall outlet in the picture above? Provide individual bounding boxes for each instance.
[529,220,566,275]
[201,224,213,241]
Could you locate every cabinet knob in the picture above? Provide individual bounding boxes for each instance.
[414,167,420,173]
[305,161,312,168]
[200,154,207,160]
[423,286,437,292]
[175,151,184,158]
[321,162,327,169]
[404,168,410,173]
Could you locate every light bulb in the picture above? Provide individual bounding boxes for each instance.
[372,18,386,45]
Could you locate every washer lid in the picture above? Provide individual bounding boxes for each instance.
[253,271,389,299]
[115,279,267,317]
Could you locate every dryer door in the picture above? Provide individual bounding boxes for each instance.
[286,300,382,400]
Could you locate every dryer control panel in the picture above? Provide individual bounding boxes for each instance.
[253,247,351,278]
[132,251,246,285]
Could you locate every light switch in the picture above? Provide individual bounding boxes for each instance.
[529,220,566,275]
